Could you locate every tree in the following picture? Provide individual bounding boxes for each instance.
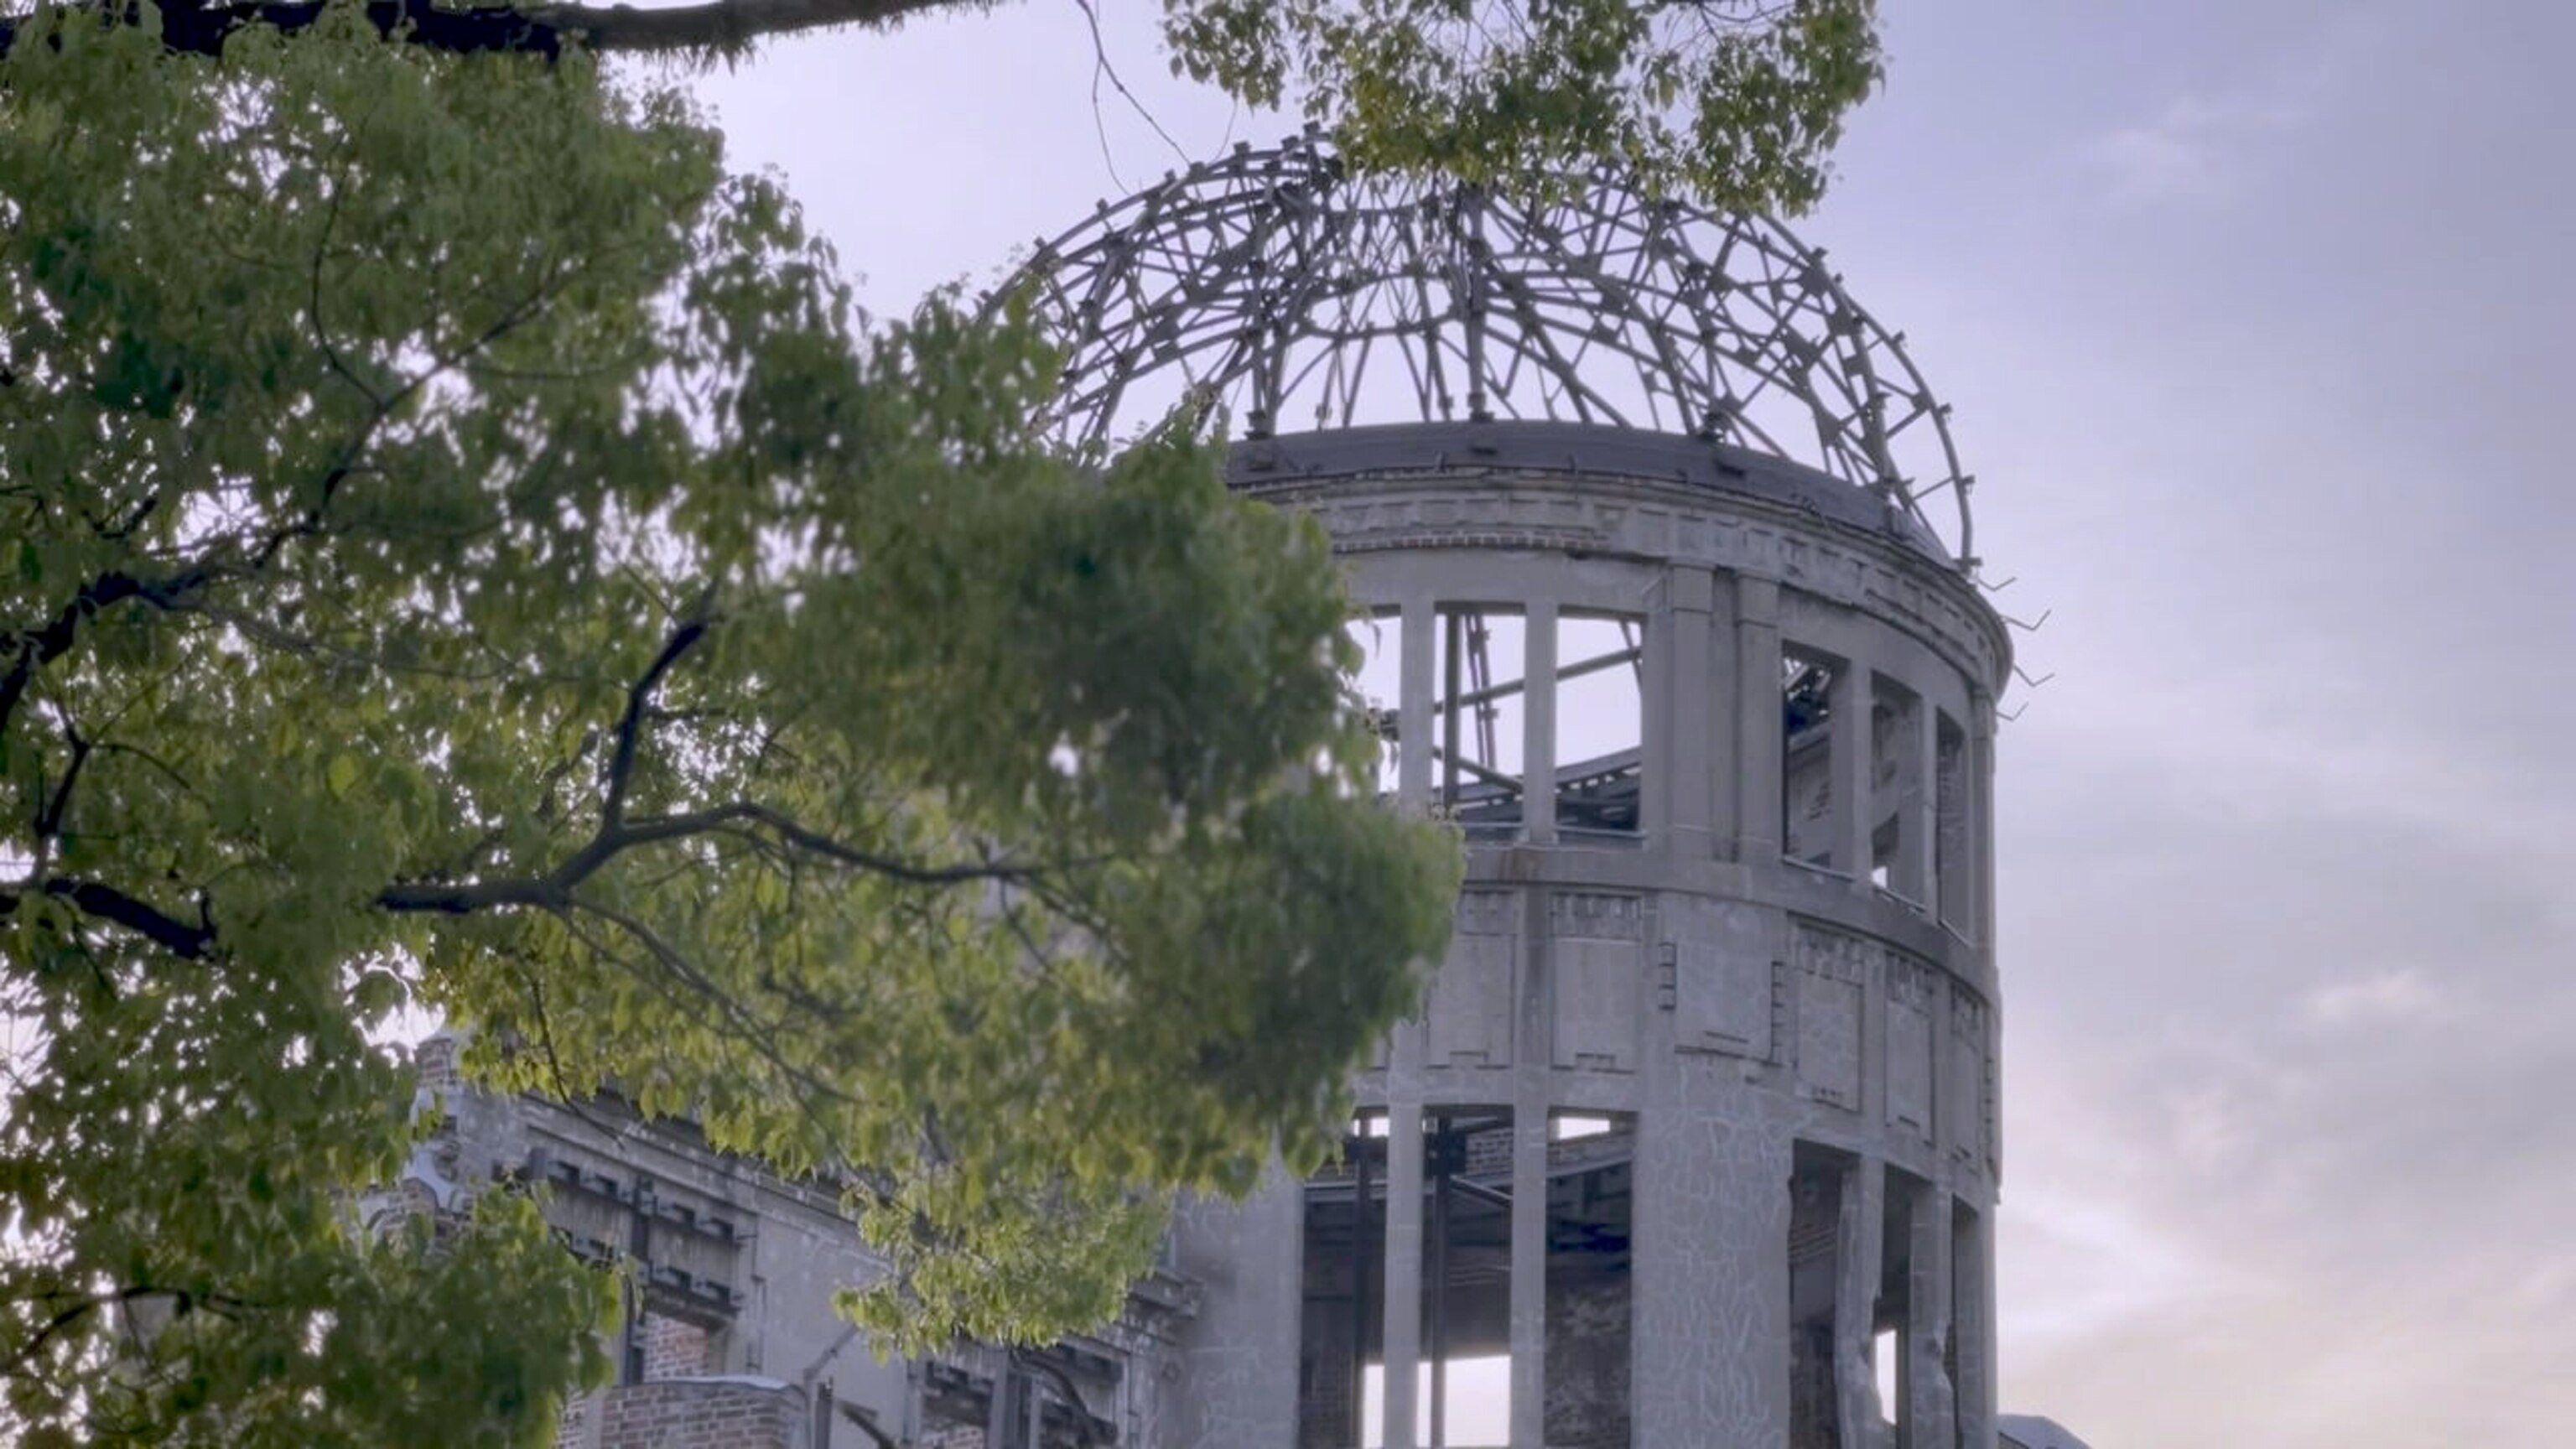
[0,9,1464,1443]
[0,0,1886,212]
[0,0,1888,1441]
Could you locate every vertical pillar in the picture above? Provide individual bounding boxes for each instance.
[1510,896,1550,1449]
[1640,589,1674,846]
[1166,1174,1319,1447]
[1895,695,1936,906]
[1389,600,1434,1449]
[1524,600,1560,846]
[1836,1159,1887,1449]
[986,1358,1017,1449]
[1969,692,1997,949]
[1400,600,1436,817]
[1632,1109,1791,1447]
[1830,652,1872,889]
[1665,566,1718,855]
[1732,578,1783,864]
[1025,1363,1045,1449]
[1901,1186,1956,1449]
[1950,1207,1996,1449]
[1383,1041,1426,1449]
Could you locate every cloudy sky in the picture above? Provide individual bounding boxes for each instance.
[645,3,2576,1443]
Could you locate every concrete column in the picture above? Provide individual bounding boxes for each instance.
[1831,653,1873,889]
[1664,566,1718,856]
[1732,578,1784,864]
[1640,587,1675,846]
[1383,1034,1426,1449]
[1166,1171,1307,1447]
[1632,1103,1791,1447]
[1401,600,1436,817]
[986,1358,1017,1449]
[1951,1206,1996,1449]
[1836,1159,1887,1449]
[1524,600,1559,846]
[1707,576,1741,861]
[1895,696,1937,906]
[1901,1185,1956,1449]
[1509,891,1551,1449]
[1969,692,1997,950]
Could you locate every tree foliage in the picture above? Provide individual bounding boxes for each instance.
[0,8,1462,1442]
[1,0,1883,212]
[1166,0,1883,209]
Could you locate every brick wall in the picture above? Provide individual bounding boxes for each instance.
[558,1378,808,1449]
[642,1312,714,1381]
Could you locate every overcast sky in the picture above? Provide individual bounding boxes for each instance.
[645,4,2576,1444]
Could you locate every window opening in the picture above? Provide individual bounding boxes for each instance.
[1432,609,1529,838]
[1553,613,1646,837]
[1781,648,1835,868]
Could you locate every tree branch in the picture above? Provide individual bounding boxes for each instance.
[0,879,218,959]
[598,607,712,839]
[622,803,1054,886]
[0,1285,192,1383]
[0,568,215,736]
[0,0,986,65]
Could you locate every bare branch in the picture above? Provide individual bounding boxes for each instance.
[598,606,714,839]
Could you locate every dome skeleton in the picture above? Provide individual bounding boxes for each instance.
[1003,132,1979,571]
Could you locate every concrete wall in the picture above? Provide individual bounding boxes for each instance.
[1176,421,2010,1449]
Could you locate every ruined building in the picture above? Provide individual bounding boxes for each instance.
[402,137,2013,1449]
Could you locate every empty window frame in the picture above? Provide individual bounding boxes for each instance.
[1551,612,1646,838]
[1780,647,1835,869]
[1433,608,1530,838]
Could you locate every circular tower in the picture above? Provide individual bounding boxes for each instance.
[1008,136,2009,1449]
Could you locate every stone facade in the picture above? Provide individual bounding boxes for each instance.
[1171,423,2011,1449]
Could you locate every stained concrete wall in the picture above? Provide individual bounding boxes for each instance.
[1171,420,2010,1449]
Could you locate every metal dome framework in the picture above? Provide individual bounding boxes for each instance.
[1005,132,1980,569]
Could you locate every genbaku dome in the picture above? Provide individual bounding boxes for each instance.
[401,133,2049,1449]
